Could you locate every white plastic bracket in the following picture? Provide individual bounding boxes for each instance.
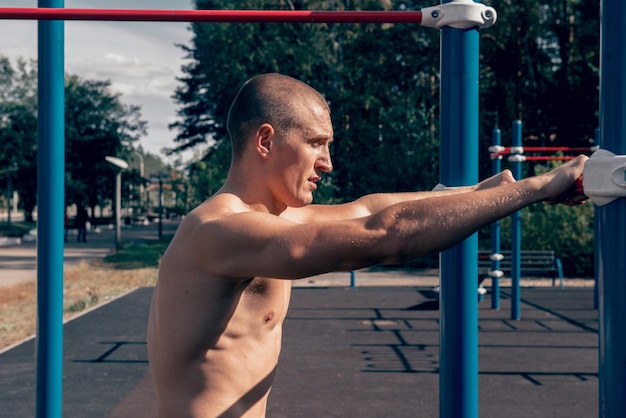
[583,149,626,206]
[488,269,504,278]
[488,145,505,154]
[489,253,504,261]
[421,0,497,30]
[508,154,526,163]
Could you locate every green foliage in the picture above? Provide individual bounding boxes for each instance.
[497,159,594,277]
[498,202,594,277]
[172,0,600,203]
[186,142,231,207]
[171,0,441,202]
[65,74,147,213]
[0,56,151,220]
[479,0,599,179]
[0,221,36,238]
[103,238,172,269]
[0,57,39,221]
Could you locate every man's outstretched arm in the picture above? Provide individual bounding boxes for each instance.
[190,156,587,281]
[283,170,517,223]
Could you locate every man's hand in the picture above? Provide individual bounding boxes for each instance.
[541,155,589,206]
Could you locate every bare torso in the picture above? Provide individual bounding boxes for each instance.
[147,197,292,418]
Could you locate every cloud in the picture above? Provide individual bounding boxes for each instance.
[0,0,196,158]
[69,52,178,97]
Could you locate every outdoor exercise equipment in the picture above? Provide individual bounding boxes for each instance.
[1,2,496,417]
[0,1,624,417]
[0,2,496,28]
[487,121,597,318]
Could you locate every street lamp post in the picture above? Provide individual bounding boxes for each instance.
[105,156,128,248]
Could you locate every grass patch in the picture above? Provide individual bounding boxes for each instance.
[103,238,171,269]
[0,235,173,350]
[0,221,35,237]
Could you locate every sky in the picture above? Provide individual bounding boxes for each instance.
[0,0,200,162]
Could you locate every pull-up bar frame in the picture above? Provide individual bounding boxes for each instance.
[0,8,424,23]
[3,2,623,418]
[6,3,481,417]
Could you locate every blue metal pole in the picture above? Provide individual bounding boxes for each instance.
[593,127,600,311]
[490,128,502,310]
[598,1,626,416]
[36,0,64,417]
[438,1,479,415]
[510,120,522,320]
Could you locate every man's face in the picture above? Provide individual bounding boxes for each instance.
[269,102,334,208]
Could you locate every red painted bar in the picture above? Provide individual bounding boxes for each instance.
[0,7,422,24]
[523,155,576,161]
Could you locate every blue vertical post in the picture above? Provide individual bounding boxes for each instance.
[510,120,522,320]
[438,1,479,416]
[598,1,626,416]
[36,1,64,417]
[490,128,502,310]
[593,127,600,311]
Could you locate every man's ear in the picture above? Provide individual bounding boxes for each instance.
[255,123,274,159]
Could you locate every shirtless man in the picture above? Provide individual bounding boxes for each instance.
[147,73,587,417]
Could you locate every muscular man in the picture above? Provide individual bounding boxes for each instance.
[147,73,587,417]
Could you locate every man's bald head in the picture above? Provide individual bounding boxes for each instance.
[227,73,330,159]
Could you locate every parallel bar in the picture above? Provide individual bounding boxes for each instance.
[598,1,626,416]
[438,1,480,415]
[0,8,422,24]
[35,1,64,417]
[510,120,522,320]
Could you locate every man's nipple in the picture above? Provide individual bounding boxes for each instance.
[263,312,275,324]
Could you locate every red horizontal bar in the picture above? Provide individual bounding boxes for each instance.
[0,8,422,24]
[523,156,576,161]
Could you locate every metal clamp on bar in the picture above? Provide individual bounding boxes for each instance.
[421,0,497,29]
[488,269,504,278]
[582,149,626,206]
[489,253,504,261]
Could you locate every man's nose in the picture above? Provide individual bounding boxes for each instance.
[317,153,333,173]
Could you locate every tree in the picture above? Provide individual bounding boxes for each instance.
[168,1,599,273]
[64,74,147,218]
[0,57,39,221]
[479,0,599,178]
[1,56,154,225]
[171,0,441,202]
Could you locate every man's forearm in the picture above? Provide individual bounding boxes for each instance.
[370,178,544,263]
